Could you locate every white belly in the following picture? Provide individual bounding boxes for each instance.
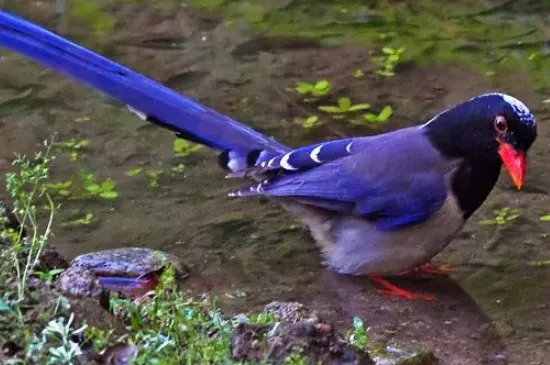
[327,195,465,275]
[280,195,465,276]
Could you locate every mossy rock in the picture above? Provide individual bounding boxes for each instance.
[71,247,189,279]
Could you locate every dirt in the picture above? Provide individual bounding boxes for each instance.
[231,321,375,365]
[0,2,549,365]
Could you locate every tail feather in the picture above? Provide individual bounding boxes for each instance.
[0,11,290,171]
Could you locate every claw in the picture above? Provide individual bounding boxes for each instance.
[397,263,454,277]
[414,263,454,276]
[368,274,437,301]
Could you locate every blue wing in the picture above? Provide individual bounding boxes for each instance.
[230,129,449,231]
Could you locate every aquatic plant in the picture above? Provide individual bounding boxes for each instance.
[294,79,332,98]
[479,207,520,226]
[53,138,89,161]
[352,69,365,78]
[79,170,118,200]
[125,166,144,177]
[60,212,95,227]
[146,169,164,188]
[294,115,322,129]
[318,97,371,116]
[63,0,114,36]
[372,47,405,77]
[172,163,186,174]
[362,105,393,125]
[46,180,73,198]
[173,138,202,157]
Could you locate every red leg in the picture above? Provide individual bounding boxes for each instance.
[415,263,453,276]
[367,274,437,301]
[397,263,454,277]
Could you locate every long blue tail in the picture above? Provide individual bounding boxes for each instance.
[0,11,290,171]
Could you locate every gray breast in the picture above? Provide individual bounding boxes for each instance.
[325,194,465,275]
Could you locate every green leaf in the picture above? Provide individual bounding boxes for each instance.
[0,299,10,313]
[540,215,550,221]
[319,106,343,113]
[126,166,143,176]
[295,82,313,94]
[352,69,364,78]
[377,106,393,122]
[337,97,351,111]
[173,138,190,152]
[388,54,400,62]
[86,184,101,192]
[101,179,116,191]
[479,219,496,226]
[100,191,118,199]
[314,80,330,91]
[363,113,378,122]
[302,116,319,128]
[348,118,367,125]
[46,268,64,278]
[348,103,371,112]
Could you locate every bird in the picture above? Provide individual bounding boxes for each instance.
[0,11,537,300]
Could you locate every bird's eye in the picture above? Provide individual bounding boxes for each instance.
[494,115,508,133]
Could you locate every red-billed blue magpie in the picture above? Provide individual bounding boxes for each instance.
[0,11,537,300]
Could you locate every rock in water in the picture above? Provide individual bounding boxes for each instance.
[56,266,103,298]
[70,247,189,279]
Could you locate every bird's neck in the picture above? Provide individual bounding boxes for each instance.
[449,158,501,219]
[423,110,502,219]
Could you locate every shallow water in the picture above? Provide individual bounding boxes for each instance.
[0,1,549,364]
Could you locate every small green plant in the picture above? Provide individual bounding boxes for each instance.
[27,313,87,365]
[35,268,64,283]
[346,316,369,350]
[46,180,73,197]
[4,143,56,301]
[79,170,118,200]
[362,105,393,124]
[284,347,307,365]
[147,169,163,188]
[479,207,520,226]
[294,115,321,129]
[173,138,202,157]
[539,214,550,222]
[294,79,331,97]
[248,311,277,325]
[353,69,365,78]
[61,212,95,227]
[172,164,186,174]
[318,97,371,117]
[108,267,235,364]
[53,138,89,161]
[372,46,405,77]
[125,166,144,177]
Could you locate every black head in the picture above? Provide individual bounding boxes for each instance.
[424,93,537,189]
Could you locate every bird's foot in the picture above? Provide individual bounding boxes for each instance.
[367,275,437,301]
[413,263,453,276]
